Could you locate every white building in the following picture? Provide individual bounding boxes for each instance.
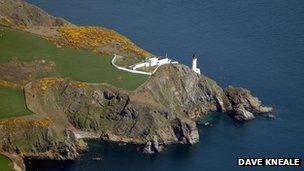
[148,57,159,66]
[131,62,149,70]
[131,56,178,70]
[192,54,201,74]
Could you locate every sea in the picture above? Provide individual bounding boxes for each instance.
[26,0,304,170]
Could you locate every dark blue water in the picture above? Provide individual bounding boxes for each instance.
[26,0,304,170]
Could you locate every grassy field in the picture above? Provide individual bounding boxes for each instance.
[0,154,13,171]
[114,55,143,67]
[0,26,149,119]
[0,87,32,119]
[0,26,148,90]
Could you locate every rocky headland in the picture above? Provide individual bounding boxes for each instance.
[0,0,273,170]
[20,64,272,155]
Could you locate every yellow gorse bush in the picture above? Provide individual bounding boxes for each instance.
[70,81,89,88]
[0,16,13,26]
[38,78,64,91]
[56,26,151,57]
[0,118,52,132]
[0,80,21,89]
[38,78,89,91]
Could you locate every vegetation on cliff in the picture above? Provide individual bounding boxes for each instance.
[54,26,151,58]
[0,0,151,161]
[0,27,148,90]
[0,116,85,161]
[0,24,150,162]
[1,0,151,58]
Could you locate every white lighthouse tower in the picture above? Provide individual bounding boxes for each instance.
[192,54,201,74]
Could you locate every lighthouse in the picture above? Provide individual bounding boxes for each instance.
[192,54,201,74]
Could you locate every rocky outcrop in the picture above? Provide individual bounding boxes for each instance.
[22,64,272,155]
[143,136,164,154]
[0,118,86,161]
[139,64,272,122]
[225,86,273,121]
[24,78,200,149]
[171,118,199,144]
[138,64,232,121]
[0,0,70,27]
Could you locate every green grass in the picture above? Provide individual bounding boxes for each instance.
[115,55,143,68]
[0,26,149,119]
[0,154,13,171]
[0,26,148,90]
[0,87,32,119]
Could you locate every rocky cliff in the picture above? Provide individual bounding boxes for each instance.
[138,64,272,121]
[23,76,200,154]
[0,117,86,161]
[0,0,70,27]
[19,64,272,155]
[225,86,273,120]
[138,64,231,120]
[0,63,273,159]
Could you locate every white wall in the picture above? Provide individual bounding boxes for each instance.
[158,58,170,65]
[111,55,180,76]
[132,62,149,69]
[112,55,152,75]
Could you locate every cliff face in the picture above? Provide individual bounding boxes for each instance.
[20,64,272,155]
[225,86,273,121]
[138,64,272,121]
[138,64,232,120]
[0,118,86,160]
[24,77,200,153]
[140,64,272,121]
[0,64,273,158]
